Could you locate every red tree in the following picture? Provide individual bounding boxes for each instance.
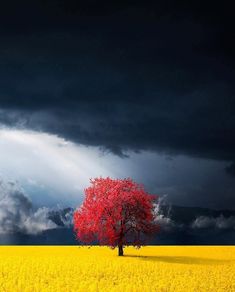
[73,177,159,256]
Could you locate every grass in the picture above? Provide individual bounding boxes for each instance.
[0,246,234,291]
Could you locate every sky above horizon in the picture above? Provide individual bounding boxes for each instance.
[0,128,234,210]
[0,0,235,211]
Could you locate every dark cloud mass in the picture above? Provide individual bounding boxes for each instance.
[0,0,234,162]
[225,162,235,177]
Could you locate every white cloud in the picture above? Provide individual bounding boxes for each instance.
[191,215,235,230]
[153,196,181,231]
[0,180,57,234]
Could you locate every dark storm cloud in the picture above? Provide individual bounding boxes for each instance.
[0,1,234,163]
[225,162,235,177]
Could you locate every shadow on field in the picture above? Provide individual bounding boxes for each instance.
[125,255,234,265]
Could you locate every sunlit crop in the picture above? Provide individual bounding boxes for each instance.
[0,246,234,291]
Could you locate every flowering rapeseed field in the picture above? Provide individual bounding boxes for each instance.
[0,246,234,291]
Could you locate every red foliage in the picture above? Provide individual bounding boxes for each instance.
[73,177,159,253]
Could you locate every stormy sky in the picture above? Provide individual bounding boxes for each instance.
[0,0,235,214]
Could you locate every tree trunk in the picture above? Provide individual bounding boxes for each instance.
[118,244,124,256]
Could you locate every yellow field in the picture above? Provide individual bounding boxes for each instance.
[0,246,234,292]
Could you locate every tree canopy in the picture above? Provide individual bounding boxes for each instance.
[73,177,159,255]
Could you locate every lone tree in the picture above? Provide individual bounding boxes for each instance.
[73,177,159,256]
